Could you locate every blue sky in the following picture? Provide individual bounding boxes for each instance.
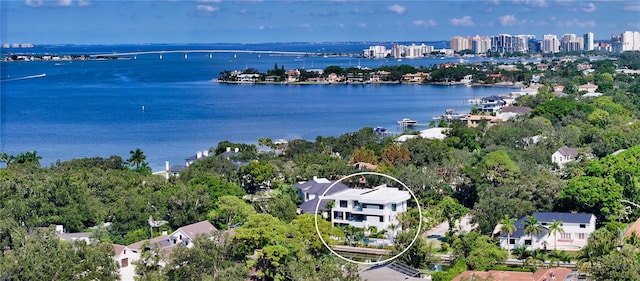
[2,0,639,44]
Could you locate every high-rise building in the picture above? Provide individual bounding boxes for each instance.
[471,35,491,54]
[561,34,582,52]
[583,32,594,51]
[542,34,560,53]
[621,31,640,51]
[450,36,470,52]
[490,34,528,53]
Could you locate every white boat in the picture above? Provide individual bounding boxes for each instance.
[432,108,466,121]
[397,118,418,127]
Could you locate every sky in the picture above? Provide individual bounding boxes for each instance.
[1,0,639,44]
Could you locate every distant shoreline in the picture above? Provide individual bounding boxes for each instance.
[213,79,524,88]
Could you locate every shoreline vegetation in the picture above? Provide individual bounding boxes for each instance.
[215,78,525,88]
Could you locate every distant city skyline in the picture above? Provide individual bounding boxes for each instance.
[1,0,639,45]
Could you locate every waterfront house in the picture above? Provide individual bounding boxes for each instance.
[359,261,423,281]
[401,72,429,83]
[552,146,579,168]
[370,71,391,82]
[185,150,210,166]
[478,95,507,113]
[496,212,596,251]
[327,184,411,239]
[462,114,505,128]
[237,73,260,83]
[293,177,350,215]
[286,69,300,82]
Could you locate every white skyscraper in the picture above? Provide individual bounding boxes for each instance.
[621,31,640,51]
[583,32,594,51]
[542,34,560,53]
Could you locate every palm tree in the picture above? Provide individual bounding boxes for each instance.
[522,215,542,251]
[0,152,13,166]
[128,148,146,169]
[512,246,530,268]
[13,151,42,166]
[547,219,564,250]
[499,215,517,257]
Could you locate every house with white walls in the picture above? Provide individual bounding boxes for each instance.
[497,212,596,251]
[552,146,579,168]
[326,184,411,239]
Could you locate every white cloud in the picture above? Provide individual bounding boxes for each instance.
[499,15,516,26]
[24,0,43,6]
[412,19,437,27]
[629,22,640,28]
[197,0,221,2]
[196,5,219,13]
[357,22,367,28]
[299,23,311,28]
[582,2,596,13]
[57,0,72,6]
[450,16,474,27]
[77,0,91,7]
[513,0,548,7]
[259,25,265,30]
[562,18,596,27]
[624,4,640,11]
[388,4,406,15]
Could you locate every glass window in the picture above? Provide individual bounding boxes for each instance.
[524,240,532,246]
[339,200,347,208]
[579,224,586,228]
[509,239,515,245]
[391,203,397,211]
[379,216,384,222]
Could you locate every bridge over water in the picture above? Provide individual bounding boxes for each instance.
[89,49,324,59]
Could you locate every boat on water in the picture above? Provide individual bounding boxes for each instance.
[397,118,418,127]
[432,108,466,121]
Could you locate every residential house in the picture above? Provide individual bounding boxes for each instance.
[462,114,505,128]
[113,244,138,281]
[237,73,260,83]
[327,184,411,239]
[478,95,507,113]
[359,262,423,281]
[452,267,572,281]
[369,71,391,83]
[286,69,300,83]
[293,177,350,215]
[552,146,579,167]
[497,212,596,251]
[394,127,448,143]
[126,220,219,276]
[185,149,210,166]
[55,225,94,244]
[401,72,429,83]
[497,106,532,120]
[346,72,365,83]
[577,82,598,93]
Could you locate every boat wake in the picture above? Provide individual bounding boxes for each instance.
[0,73,46,83]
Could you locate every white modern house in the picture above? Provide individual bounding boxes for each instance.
[497,212,596,251]
[326,184,411,239]
[552,146,579,168]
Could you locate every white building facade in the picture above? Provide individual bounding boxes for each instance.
[328,185,410,239]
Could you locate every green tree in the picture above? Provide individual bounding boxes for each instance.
[522,216,541,250]
[392,230,439,269]
[590,244,640,281]
[349,146,378,165]
[0,228,118,281]
[547,219,564,250]
[499,215,517,257]
[211,195,256,228]
[128,148,147,169]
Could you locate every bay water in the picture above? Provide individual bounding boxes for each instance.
[1,43,515,171]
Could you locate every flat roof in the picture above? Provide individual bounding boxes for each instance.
[327,185,410,204]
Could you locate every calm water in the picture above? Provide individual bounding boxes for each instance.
[1,43,514,171]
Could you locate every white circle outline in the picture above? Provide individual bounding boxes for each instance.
[313,171,423,265]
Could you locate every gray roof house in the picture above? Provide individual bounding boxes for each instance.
[497,212,596,251]
[293,177,350,214]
